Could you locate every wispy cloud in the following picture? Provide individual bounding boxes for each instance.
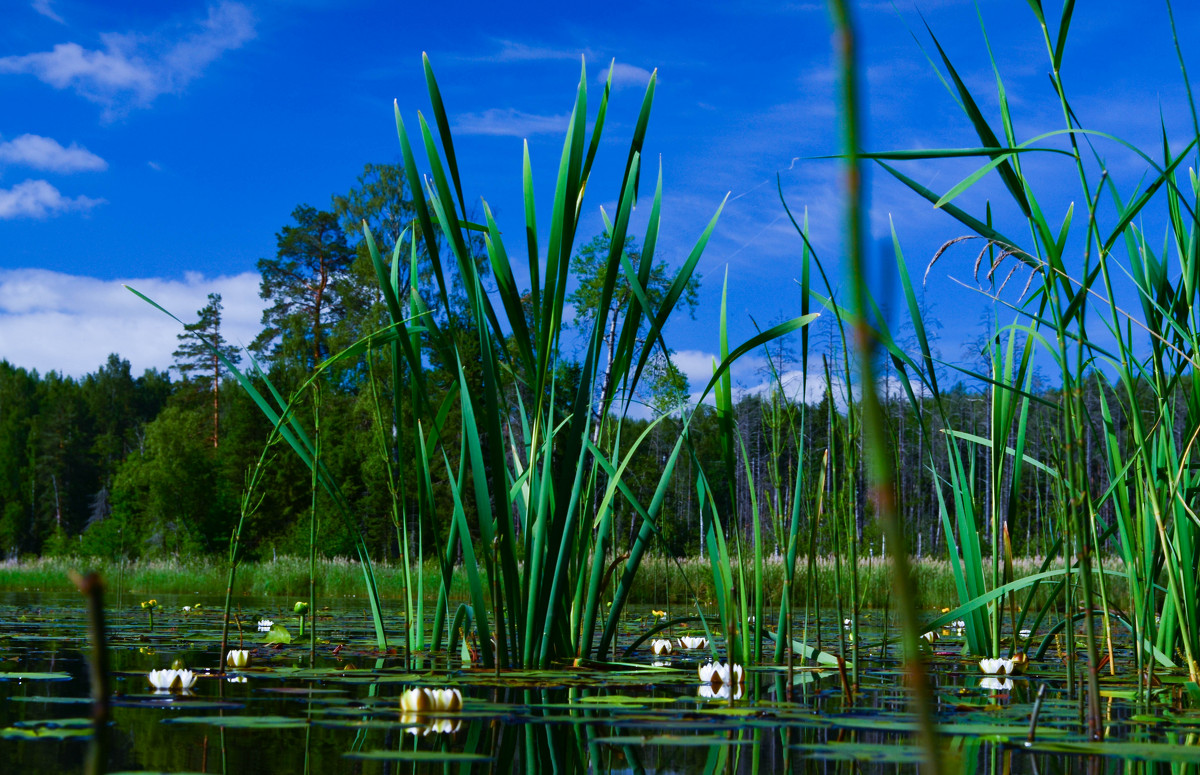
[0,2,256,118]
[602,62,654,90]
[452,108,570,137]
[31,0,65,24]
[0,134,107,173]
[0,269,265,378]
[0,179,103,219]
[475,39,592,64]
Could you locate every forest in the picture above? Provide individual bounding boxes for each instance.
[0,161,1137,566]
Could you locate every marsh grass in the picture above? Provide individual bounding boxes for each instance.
[5,554,1132,611]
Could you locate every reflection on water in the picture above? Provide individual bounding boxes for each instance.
[0,593,1197,773]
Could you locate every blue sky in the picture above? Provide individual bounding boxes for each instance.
[1,0,1196,402]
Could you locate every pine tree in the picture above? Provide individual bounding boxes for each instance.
[173,293,240,447]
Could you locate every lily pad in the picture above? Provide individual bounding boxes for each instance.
[262,624,292,644]
[344,750,491,762]
[0,672,73,681]
[1,718,93,740]
[162,715,308,729]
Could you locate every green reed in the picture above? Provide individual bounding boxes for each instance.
[844,1,1200,707]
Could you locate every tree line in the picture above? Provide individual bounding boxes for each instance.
[0,163,1131,564]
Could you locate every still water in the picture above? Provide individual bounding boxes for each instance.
[1,591,1198,773]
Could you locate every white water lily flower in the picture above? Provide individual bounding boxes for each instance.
[147,668,197,692]
[401,687,462,714]
[651,638,673,655]
[698,661,744,687]
[257,619,273,632]
[182,606,191,613]
[979,676,1014,691]
[698,682,744,700]
[402,715,462,736]
[921,631,938,643]
[400,688,431,712]
[226,649,249,668]
[843,618,852,629]
[978,658,1016,675]
[427,688,463,712]
[678,636,709,650]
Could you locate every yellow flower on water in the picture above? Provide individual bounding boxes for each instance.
[651,609,667,619]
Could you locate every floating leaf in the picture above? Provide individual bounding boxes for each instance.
[2,718,93,740]
[344,750,491,762]
[0,672,72,681]
[262,624,292,644]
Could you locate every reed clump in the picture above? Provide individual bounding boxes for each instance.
[0,553,1130,611]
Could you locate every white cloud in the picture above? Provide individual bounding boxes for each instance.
[0,269,265,378]
[478,40,591,63]
[0,179,103,219]
[602,62,654,90]
[0,134,107,173]
[31,0,64,24]
[0,2,255,117]
[452,108,571,137]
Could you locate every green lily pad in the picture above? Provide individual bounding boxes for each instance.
[0,672,73,681]
[593,734,752,747]
[1,718,93,740]
[793,743,926,763]
[344,750,491,762]
[162,715,307,729]
[262,624,292,644]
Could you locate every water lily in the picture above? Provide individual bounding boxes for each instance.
[651,609,667,619]
[226,649,250,668]
[294,601,310,637]
[698,682,744,700]
[429,688,463,712]
[979,676,1014,691]
[147,668,197,693]
[401,714,462,736]
[678,636,709,650]
[400,687,463,713]
[979,657,1017,675]
[698,661,744,688]
[257,619,274,632]
[651,638,672,655]
[182,606,191,613]
[921,631,938,644]
[141,599,158,631]
[400,687,431,712]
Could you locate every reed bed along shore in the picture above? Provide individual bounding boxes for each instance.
[0,553,1131,612]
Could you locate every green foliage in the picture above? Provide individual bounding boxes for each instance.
[253,204,356,373]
